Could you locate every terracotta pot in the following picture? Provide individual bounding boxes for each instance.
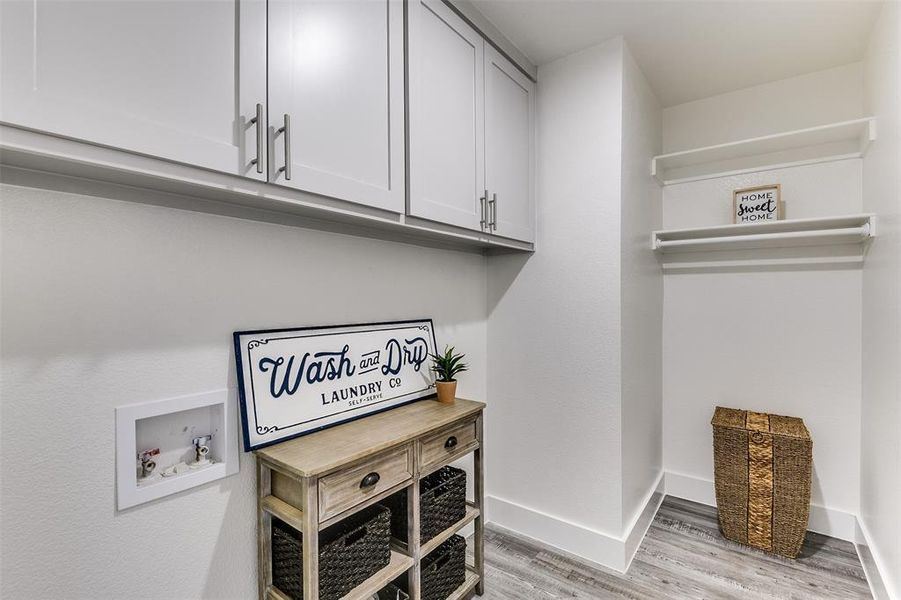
[435,380,457,404]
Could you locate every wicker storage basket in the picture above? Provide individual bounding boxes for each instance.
[271,504,391,600]
[385,466,466,543]
[420,535,466,600]
[711,406,812,558]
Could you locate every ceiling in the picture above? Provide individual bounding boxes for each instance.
[470,0,884,107]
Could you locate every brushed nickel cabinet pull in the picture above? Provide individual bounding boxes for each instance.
[480,190,488,230]
[489,193,497,231]
[249,103,264,174]
[277,113,291,180]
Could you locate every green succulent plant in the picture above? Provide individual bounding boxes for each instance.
[430,345,469,382]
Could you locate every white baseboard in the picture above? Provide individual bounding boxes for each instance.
[663,471,858,542]
[624,472,666,571]
[485,471,664,573]
[663,469,716,505]
[855,516,898,600]
[484,495,627,571]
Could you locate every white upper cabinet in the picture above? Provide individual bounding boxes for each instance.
[407,0,486,232]
[267,0,405,213]
[485,46,535,243]
[0,0,267,180]
[1,0,535,248]
[408,1,535,242]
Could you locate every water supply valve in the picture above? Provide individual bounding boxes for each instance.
[192,435,213,466]
[138,448,160,479]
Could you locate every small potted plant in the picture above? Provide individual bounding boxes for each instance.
[430,345,468,404]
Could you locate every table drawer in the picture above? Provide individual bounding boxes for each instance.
[318,446,413,522]
[419,417,478,471]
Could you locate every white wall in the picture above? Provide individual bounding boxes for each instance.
[620,44,663,529]
[661,65,867,541]
[0,180,488,599]
[486,37,664,572]
[663,161,863,519]
[861,1,901,597]
[662,62,864,152]
[486,37,626,566]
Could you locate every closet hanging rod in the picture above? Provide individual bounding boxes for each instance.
[654,223,872,250]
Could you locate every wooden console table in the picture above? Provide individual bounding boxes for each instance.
[255,398,486,600]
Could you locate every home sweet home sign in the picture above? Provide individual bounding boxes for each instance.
[234,320,437,450]
[733,184,784,223]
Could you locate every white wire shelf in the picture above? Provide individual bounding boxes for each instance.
[652,214,876,254]
[651,118,877,185]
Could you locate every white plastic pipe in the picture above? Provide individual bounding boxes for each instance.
[655,223,870,250]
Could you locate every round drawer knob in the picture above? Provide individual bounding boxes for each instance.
[445,436,458,449]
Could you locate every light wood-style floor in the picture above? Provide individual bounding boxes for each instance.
[476,496,871,599]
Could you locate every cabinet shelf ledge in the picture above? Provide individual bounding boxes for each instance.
[265,550,414,600]
[445,567,481,600]
[393,502,481,558]
[0,125,534,254]
[261,495,304,533]
[340,550,415,600]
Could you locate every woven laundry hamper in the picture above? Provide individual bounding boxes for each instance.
[711,407,812,558]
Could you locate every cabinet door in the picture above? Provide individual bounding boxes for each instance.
[268,0,405,213]
[408,0,486,232]
[0,0,267,180]
[485,46,535,243]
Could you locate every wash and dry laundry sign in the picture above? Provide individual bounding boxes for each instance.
[234,320,437,450]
